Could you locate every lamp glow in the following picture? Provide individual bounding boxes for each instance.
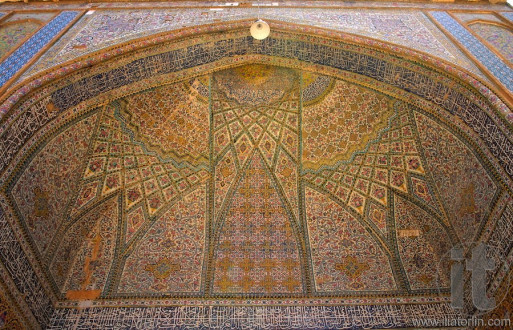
[250,19,270,40]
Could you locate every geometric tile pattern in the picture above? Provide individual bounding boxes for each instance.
[302,79,393,168]
[303,102,438,218]
[211,65,301,222]
[431,11,513,92]
[121,79,210,164]
[213,154,303,294]
[69,105,209,219]
[7,64,504,305]
[305,187,396,292]
[1,15,512,327]
[211,65,303,295]
[118,186,206,295]
[0,11,77,86]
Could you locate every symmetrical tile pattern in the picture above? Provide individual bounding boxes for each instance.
[0,18,512,327]
[7,63,503,305]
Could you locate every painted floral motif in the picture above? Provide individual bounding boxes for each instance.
[394,195,451,290]
[51,197,118,292]
[470,23,513,63]
[305,188,396,292]
[0,21,40,59]
[302,79,393,168]
[5,59,506,309]
[415,111,497,242]
[12,113,98,254]
[123,80,210,164]
[118,186,206,294]
[64,197,118,296]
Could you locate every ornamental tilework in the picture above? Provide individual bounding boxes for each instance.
[19,9,485,83]
[0,206,53,327]
[121,79,210,164]
[50,197,116,293]
[0,1,510,9]
[453,13,504,23]
[485,202,513,280]
[12,112,98,255]
[118,186,206,295]
[0,281,24,330]
[23,30,509,182]
[0,21,40,60]
[394,195,451,290]
[305,187,396,292]
[415,111,497,243]
[304,101,440,219]
[68,103,209,218]
[302,79,393,168]
[47,304,461,329]
[431,11,513,92]
[211,64,301,225]
[0,24,512,327]
[63,197,118,299]
[0,11,78,86]
[212,153,303,295]
[469,23,513,63]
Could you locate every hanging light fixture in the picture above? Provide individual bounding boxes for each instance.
[250,2,270,40]
[251,19,270,40]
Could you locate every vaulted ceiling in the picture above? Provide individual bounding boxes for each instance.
[0,10,513,328]
[3,61,507,300]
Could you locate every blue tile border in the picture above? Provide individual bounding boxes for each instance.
[500,12,513,22]
[431,11,513,92]
[0,11,78,87]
